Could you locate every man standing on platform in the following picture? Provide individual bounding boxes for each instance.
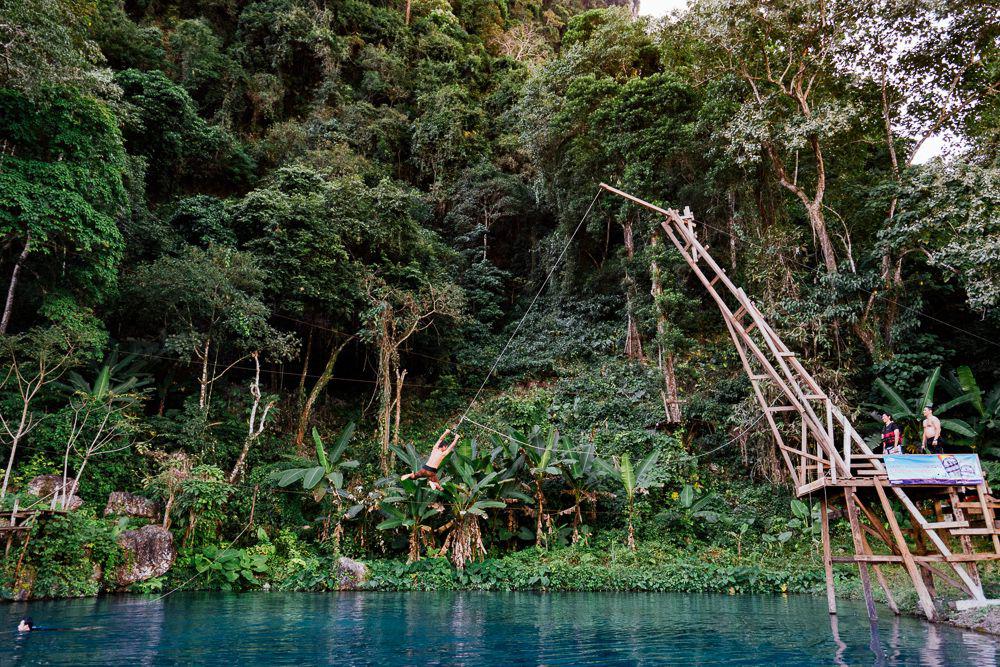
[921,406,943,453]
[880,413,902,454]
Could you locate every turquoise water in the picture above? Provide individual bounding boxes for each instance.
[3,592,998,665]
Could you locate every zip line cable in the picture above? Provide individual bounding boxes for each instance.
[457,188,605,429]
[460,411,768,460]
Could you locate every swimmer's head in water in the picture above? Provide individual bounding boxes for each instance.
[18,617,33,632]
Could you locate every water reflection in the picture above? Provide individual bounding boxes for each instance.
[3,592,999,665]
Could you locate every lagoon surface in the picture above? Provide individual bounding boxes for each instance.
[3,591,998,665]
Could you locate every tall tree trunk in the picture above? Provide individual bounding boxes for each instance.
[392,368,407,447]
[0,402,32,500]
[649,233,681,423]
[295,337,351,451]
[198,338,211,410]
[0,234,30,335]
[622,216,644,361]
[230,352,274,483]
[297,328,313,406]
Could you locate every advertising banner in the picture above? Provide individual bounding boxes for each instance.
[884,454,984,486]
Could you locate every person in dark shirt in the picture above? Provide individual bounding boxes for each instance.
[880,413,903,454]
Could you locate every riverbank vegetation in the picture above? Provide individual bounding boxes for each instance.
[1,0,999,604]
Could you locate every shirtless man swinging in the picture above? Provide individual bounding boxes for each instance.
[921,406,943,454]
[400,428,460,491]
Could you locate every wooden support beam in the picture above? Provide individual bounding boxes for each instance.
[833,553,1000,563]
[875,484,937,621]
[949,488,981,589]
[918,561,969,596]
[951,528,997,536]
[924,520,970,530]
[820,498,836,615]
[891,486,986,601]
[858,528,900,615]
[976,484,1000,553]
[843,489,878,623]
[779,444,829,466]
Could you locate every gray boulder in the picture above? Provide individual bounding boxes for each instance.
[26,474,83,510]
[104,491,158,519]
[115,525,175,587]
[335,556,368,590]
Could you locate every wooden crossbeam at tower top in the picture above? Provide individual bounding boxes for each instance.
[600,183,1000,619]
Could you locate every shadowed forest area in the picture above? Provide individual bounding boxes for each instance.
[0,0,998,606]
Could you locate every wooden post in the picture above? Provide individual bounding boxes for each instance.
[875,483,937,621]
[859,528,900,615]
[948,488,981,588]
[844,489,878,623]
[976,484,1000,553]
[820,497,837,615]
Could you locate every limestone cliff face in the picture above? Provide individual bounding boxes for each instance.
[104,491,159,520]
[115,525,176,587]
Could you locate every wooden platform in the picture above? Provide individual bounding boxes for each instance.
[601,183,1000,622]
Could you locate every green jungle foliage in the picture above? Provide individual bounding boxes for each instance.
[0,0,998,599]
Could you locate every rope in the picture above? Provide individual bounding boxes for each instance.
[456,188,604,428]
[148,519,253,603]
[461,411,768,460]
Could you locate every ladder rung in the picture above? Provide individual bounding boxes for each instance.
[951,528,998,536]
[924,520,970,530]
[766,406,798,413]
[749,374,769,381]
[777,351,796,357]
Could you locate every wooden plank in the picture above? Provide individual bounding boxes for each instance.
[875,484,937,620]
[924,520,970,530]
[918,561,969,596]
[832,555,902,563]
[779,444,829,466]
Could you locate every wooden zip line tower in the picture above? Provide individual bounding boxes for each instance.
[601,183,1000,621]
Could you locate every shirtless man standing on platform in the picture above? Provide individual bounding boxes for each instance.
[921,406,943,454]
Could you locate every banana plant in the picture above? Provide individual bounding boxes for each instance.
[871,367,976,448]
[599,450,660,550]
[60,348,153,401]
[943,366,1000,449]
[377,477,441,563]
[269,423,360,545]
[437,446,524,568]
[517,426,563,548]
[555,435,606,543]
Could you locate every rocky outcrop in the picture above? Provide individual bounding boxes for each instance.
[26,475,83,510]
[104,491,158,519]
[335,556,368,590]
[115,525,175,587]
